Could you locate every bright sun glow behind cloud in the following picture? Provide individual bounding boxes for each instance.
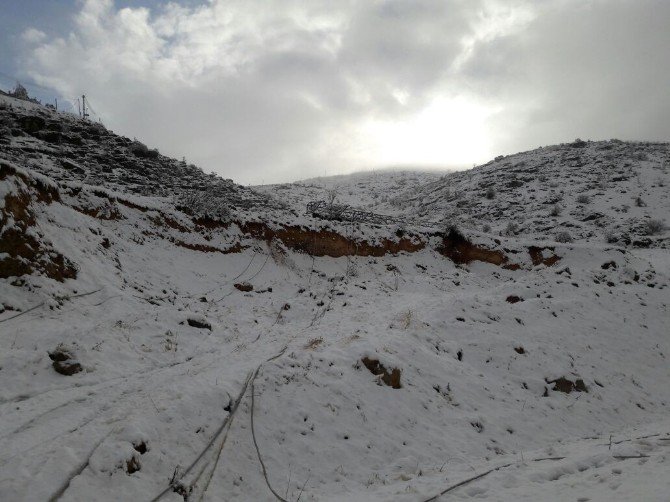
[359,97,498,168]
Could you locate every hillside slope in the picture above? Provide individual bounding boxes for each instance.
[1,96,669,501]
[259,141,670,248]
[384,140,670,247]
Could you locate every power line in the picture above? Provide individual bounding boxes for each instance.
[0,68,102,122]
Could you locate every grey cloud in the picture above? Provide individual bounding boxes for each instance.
[18,0,670,183]
[461,0,670,151]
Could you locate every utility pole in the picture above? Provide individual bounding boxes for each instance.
[55,98,58,111]
[82,94,89,120]
[77,98,81,118]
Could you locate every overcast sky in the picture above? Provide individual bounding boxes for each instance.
[2,0,669,184]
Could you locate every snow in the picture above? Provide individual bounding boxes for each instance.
[1,94,669,500]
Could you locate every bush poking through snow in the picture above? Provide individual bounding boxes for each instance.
[643,219,666,235]
[175,190,232,223]
[346,260,359,277]
[576,194,590,204]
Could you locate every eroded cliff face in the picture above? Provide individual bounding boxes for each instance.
[1,162,560,283]
[0,162,76,281]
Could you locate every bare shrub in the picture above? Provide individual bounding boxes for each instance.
[176,190,231,222]
[576,194,590,204]
[485,187,496,199]
[550,204,562,217]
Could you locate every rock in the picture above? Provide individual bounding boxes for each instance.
[546,376,588,394]
[52,360,83,376]
[126,455,141,474]
[48,345,83,376]
[187,317,211,330]
[361,357,402,389]
[234,282,253,292]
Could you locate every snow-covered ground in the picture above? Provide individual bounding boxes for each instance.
[1,95,669,501]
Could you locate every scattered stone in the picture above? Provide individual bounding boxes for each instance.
[48,346,82,376]
[546,376,588,394]
[361,357,402,389]
[187,317,211,330]
[132,440,148,455]
[126,455,141,474]
[234,282,253,292]
[506,295,523,303]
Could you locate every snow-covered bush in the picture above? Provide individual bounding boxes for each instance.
[576,194,590,204]
[550,204,562,217]
[175,190,232,222]
[504,221,519,236]
[555,231,573,243]
[604,229,618,243]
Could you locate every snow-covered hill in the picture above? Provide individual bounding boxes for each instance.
[259,140,670,247]
[256,169,444,215]
[1,95,669,501]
